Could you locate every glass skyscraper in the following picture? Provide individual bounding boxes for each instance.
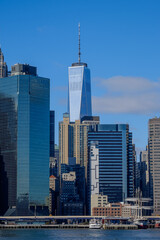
[50,110,55,157]
[68,25,92,122]
[88,124,134,214]
[68,63,92,122]
[0,64,50,215]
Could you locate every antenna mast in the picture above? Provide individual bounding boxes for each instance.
[78,23,81,63]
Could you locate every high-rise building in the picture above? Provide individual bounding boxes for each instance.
[0,154,8,215]
[61,163,85,205]
[60,171,84,215]
[59,114,99,179]
[68,24,92,122]
[0,48,8,78]
[49,175,59,215]
[148,117,160,215]
[88,124,134,214]
[50,111,55,158]
[132,144,137,197]
[140,147,149,198]
[0,64,50,215]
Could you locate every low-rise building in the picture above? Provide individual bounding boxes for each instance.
[92,203,122,217]
[91,194,108,215]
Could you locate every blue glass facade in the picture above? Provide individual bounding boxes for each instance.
[88,124,133,208]
[0,74,50,215]
[50,111,55,157]
[60,163,85,215]
[68,63,92,122]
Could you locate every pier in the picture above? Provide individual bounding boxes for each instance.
[0,224,138,230]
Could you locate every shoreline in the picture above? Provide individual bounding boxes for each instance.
[0,224,141,230]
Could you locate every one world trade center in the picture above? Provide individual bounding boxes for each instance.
[68,24,92,122]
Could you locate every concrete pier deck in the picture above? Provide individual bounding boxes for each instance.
[0,224,139,229]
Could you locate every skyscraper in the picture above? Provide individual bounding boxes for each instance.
[59,114,99,214]
[50,110,55,158]
[140,147,149,198]
[88,124,134,214]
[0,48,8,78]
[0,64,50,215]
[68,24,92,122]
[59,114,99,179]
[148,117,160,215]
[60,164,85,215]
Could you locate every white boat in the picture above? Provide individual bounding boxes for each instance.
[133,219,148,229]
[89,219,102,229]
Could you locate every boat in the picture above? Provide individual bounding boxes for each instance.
[133,219,148,229]
[89,219,102,229]
[155,220,160,228]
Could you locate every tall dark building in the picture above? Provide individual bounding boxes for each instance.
[0,64,50,216]
[88,124,134,214]
[50,111,55,157]
[140,147,149,198]
[60,163,85,215]
[0,154,8,215]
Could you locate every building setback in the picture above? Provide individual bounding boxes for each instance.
[0,64,50,216]
[88,124,134,214]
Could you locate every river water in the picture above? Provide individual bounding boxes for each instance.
[0,229,160,240]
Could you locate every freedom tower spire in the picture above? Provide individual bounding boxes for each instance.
[78,23,81,63]
[68,24,92,122]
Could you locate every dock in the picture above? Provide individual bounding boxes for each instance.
[103,224,138,230]
[0,224,89,229]
[0,224,139,229]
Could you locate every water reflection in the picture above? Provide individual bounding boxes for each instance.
[0,229,160,240]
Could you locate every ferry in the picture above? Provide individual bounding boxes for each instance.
[89,219,102,229]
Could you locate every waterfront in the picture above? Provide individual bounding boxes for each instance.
[0,229,160,240]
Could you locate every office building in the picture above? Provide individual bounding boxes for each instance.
[88,124,134,214]
[59,114,99,179]
[11,63,37,76]
[68,24,92,122]
[0,154,8,215]
[60,171,84,215]
[50,111,55,158]
[61,163,85,202]
[140,147,149,198]
[0,48,8,78]
[92,203,122,217]
[132,144,137,197]
[91,194,108,216]
[148,117,160,214]
[0,64,50,215]
[49,175,59,215]
[50,157,58,177]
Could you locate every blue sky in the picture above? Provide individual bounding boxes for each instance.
[0,0,160,154]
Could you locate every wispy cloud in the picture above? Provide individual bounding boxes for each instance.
[92,76,160,114]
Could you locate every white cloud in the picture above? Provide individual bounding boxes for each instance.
[92,76,160,114]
